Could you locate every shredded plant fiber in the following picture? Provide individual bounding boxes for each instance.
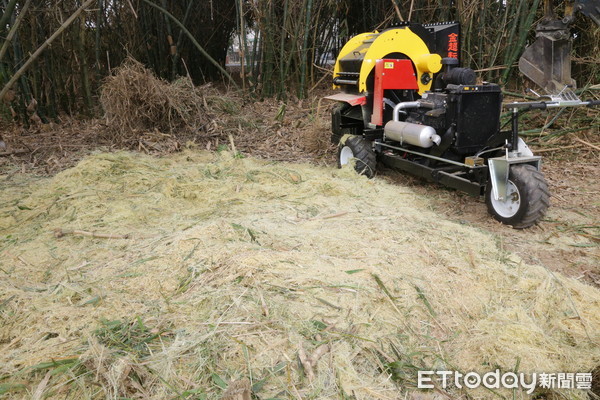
[0,151,598,399]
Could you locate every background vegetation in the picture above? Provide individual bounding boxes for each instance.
[0,0,598,124]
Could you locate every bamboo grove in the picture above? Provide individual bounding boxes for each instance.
[0,0,598,123]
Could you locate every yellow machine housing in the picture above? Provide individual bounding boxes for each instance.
[333,26,442,95]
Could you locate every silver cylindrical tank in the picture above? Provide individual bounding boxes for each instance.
[384,121,441,148]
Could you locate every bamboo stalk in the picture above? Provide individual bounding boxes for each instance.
[573,137,600,151]
[503,0,541,83]
[234,0,243,87]
[95,0,103,78]
[249,26,259,81]
[0,0,18,33]
[138,4,158,75]
[238,0,247,90]
[282,6,299,97]
[408,0,415,21]
[501,0,521,72]
[299,0,314,98]
[0,0,31,62]
[390,0,404,22]
[139,0,238,88]
[159,0,175,80]
[487,0,510,73]
[0,0,96,102]
[278,0,289,98]
[533,144,582,153]
[76,14,94,114]
[477,0,487,69]
[173,0,194,79]
[269,1,279,95]
[54,228,131,240]
[10,16,33,124]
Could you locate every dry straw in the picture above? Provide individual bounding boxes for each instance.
[99,58,209,144]
[0,150,599,399]
[96,59,333,164]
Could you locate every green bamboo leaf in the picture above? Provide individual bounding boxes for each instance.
[0,383,27,395]
[345,269,365,274]
[211,373,228,389]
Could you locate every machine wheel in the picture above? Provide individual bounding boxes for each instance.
[337,135,376,178]
[485,164,550,229]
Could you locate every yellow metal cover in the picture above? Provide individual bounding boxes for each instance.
[333,27,442,95]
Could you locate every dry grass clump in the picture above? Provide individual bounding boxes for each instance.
[96,57,334,162]
[99,58,209,144]
[1,151,599,399]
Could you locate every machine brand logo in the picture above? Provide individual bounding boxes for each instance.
[447,33,459,59]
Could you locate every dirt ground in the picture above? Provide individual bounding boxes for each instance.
[1,96,598,289]
[381,158,599,287]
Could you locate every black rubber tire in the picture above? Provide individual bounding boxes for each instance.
[485,164,550,229]
[337,135,377,179]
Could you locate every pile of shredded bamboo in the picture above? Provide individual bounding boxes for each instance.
[100,58,210,144]
[0,151,598,399]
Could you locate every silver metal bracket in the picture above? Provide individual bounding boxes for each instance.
[488,155,541,201]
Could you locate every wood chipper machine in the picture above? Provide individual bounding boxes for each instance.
[326,1,600,228]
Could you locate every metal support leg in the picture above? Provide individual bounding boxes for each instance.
[511,108,519,153]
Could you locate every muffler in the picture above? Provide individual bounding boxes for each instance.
[384,121,441,148]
